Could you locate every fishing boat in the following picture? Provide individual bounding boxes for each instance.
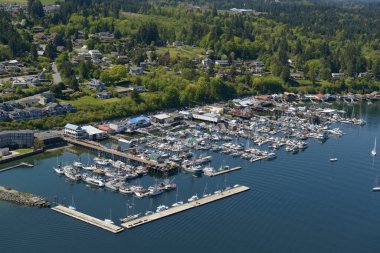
[147,185,164,197]
[371,137,377,157]
[63,166,81,181]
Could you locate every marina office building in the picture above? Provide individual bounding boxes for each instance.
[0,130,34,148]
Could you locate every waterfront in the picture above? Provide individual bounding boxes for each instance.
[1,102,380,252]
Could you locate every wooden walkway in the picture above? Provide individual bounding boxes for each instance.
[121,185,250,229]
[51,205,124,233]
[205,166,242,177]
[64,137,164,167]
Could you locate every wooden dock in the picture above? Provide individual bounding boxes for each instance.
[121,185,250,229]
[64,137,164,167]
[51,205,124,233]
[205,166,242,177]
[0,162,34,173]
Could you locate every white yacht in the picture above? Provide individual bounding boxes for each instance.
[156,205,168,212]
[371,137,377,157]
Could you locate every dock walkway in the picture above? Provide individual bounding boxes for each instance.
[205,166,241,177]
[64,137,164,167]
[121,185,250,229]
[51,205,124,233]
[0,162,34,173]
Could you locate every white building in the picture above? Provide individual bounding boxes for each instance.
[64,123,87,139]
[192,113,221,123]
[82,125,107,140]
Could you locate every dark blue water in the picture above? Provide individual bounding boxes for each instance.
[1,102,380,253]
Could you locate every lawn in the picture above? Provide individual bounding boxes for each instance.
[0,0,57,4]
[13,148,33,154]
[157,46,205,59]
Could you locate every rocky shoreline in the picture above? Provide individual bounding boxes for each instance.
[0,186,50,208]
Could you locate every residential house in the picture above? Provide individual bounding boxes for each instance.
[129,67,144,75]
[201,58,212,67]
[332,73,345,79]
[87,79,105,91]
[215,60,229,67]
[88,50,103,59]
[97,91,112,99]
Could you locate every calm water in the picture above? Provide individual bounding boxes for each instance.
[1,102,380,253]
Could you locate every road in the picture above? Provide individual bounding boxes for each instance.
[52,62,63,84]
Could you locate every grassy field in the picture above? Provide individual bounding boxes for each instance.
[0,0,57,4]
[157,46,205,59]
[13,148,33,154]
[61,96,120,109]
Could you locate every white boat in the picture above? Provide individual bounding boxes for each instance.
[120,213,140,223]
[148,186,164,197]
[330,157,338,162]
[68,196,76,210]
[371,137,377,156]
[156,205,168,212]
[372,187,380,192]
[203,166,215,175]
[54,165,64,175]
[73,161,83,168]
[187,194,199,202]
[119,185,133,194]
[104,208,114,224]
[105,180,118,191]
[171,201,184,207]
[84,177,105,187]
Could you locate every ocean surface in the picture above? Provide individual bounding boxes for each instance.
[1,102,380,253]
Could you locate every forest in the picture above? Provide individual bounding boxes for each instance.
[0,0,380,129]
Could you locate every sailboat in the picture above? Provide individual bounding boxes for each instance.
[372,175,380,191]
[104,208,114,224]
[68,196,76,210]
[371,137,377,157]
[171,188,184,207]
[120,199,140,222]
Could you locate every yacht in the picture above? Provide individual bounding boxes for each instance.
[145,210,154,216]
[63,166,81,181]
[147,186,164,197]
[54,165,64,175]
[183,164,204,173]
[73,161,83,168]
[372,187,380,192]
[266,153,277,160]
[330,157,338,162]
[156,205,169,212]
[119,185,133,194]
[84,176,105,187]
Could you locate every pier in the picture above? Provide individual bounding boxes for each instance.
[64,137,164,167]
[121,185,250,229]
[205,166,242,177]
[0,162,34,173]
[51,205,124,233]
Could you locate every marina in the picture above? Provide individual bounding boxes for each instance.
[121,185,250,229]
[51,205,124,233]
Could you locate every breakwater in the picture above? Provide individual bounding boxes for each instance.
[0,186,49,207]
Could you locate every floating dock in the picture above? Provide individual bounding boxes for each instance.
[121,185,250,229]
[0,162,34,173]
[205,166,242,177]
[51,205,124,233]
